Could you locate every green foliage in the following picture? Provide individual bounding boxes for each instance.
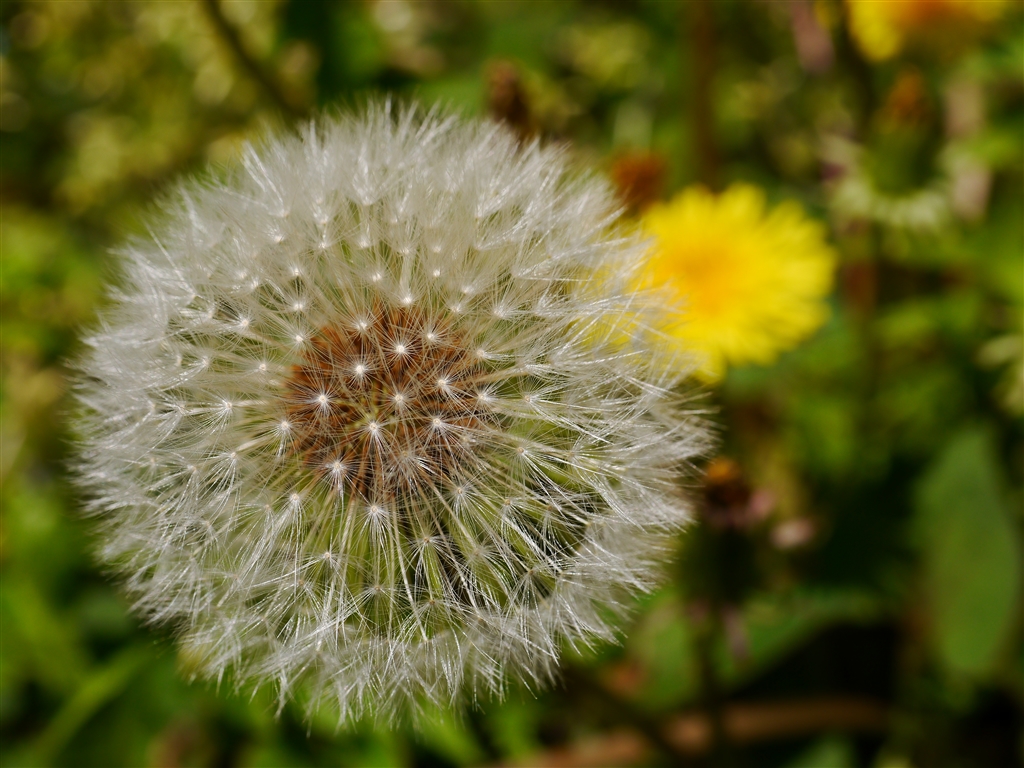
[1,0,1021,766]
[914,427,1021,678]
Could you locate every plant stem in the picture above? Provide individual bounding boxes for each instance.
[687,1,719,190]
[200,0,306,119]
[695,612,735,767]
[563,664,699,766]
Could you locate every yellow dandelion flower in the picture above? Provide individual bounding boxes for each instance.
[639,184,836,382]
[846,0,1009,62]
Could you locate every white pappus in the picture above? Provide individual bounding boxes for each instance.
[73,103,709,722]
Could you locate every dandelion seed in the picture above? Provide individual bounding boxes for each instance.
[74,103,709,722]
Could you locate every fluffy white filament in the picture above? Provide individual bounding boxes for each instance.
[74,103,708,721]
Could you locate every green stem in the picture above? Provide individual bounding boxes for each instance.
[200,0,307,119]
[687,1,720,190]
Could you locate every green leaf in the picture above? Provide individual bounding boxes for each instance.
[914,427,1021,677]
[716,590,883,685]
[0,579,89,695]
[480,695,543,762]
[31,644,151,766]
[412,708,486,766]
[627,587,882,710]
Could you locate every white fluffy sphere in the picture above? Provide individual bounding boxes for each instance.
[75,103,708,720]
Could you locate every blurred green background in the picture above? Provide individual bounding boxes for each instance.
[1,1,1021,766]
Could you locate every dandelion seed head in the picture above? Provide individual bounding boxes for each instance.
[73,103,709,722]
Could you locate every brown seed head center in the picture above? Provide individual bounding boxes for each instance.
[283,305,490,502]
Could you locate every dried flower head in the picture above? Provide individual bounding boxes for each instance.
[74,104,708,721]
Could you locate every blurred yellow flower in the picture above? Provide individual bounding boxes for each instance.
[640,184,836,382]
[846,0,1009,61]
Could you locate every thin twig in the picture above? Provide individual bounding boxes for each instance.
[561,665,699,767]
[694,617,734,767]
[687,1,719,189]
[199,0,306,119]
[495,696,889,767]
[833,6,877,134]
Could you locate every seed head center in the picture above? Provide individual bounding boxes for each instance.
[283,305,489,500]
